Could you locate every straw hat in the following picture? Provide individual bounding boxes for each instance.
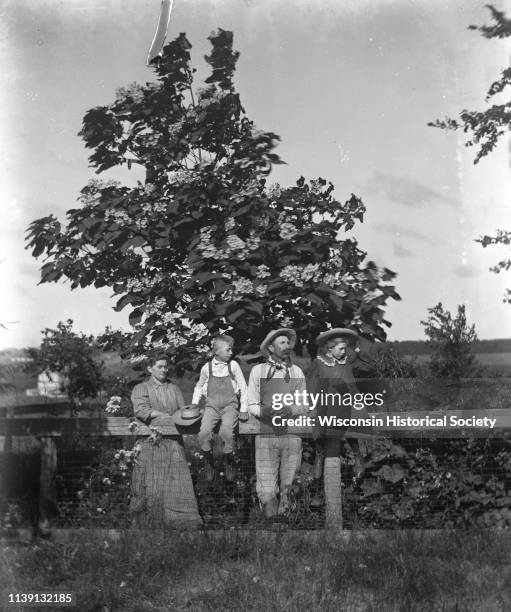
[172,404,203,426]
[315,328,359,347]
[260,328,297,358]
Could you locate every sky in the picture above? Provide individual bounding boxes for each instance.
[1,0,511,349]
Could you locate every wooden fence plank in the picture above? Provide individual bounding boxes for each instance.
[0,416,264,436]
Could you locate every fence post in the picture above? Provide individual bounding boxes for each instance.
[39,436,57,535]
[324,456,342,529]
[3,405,12,452]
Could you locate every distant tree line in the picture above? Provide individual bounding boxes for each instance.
[387,338,511,356]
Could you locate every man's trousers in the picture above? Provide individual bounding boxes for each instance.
[254,434,302,513]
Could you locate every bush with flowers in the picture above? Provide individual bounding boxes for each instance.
[58,441,140,528]
[101,375,134,417]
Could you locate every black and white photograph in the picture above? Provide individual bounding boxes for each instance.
[2,0,511,609]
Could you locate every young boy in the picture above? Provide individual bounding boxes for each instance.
[191,334,248,481]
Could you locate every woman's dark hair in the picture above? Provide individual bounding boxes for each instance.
[146,353,170,367]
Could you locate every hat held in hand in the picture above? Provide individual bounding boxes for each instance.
[172,404,203,426]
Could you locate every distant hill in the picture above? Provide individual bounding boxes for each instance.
[0,348,32,364]
[2,337,511,364]
[387,339,511,355]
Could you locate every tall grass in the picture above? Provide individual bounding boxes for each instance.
[2,530,511,611]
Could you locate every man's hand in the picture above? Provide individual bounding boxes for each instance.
[238,411,249,422]
[150,410,169,419]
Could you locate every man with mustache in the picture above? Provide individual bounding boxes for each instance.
[247,328,308,520]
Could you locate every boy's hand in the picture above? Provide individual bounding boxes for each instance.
[238,412,249,422]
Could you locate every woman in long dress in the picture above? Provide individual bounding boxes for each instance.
[130,354,203,528]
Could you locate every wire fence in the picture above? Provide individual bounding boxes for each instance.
[2,432,511,532]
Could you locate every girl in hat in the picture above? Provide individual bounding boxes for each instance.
[307,328,366,526]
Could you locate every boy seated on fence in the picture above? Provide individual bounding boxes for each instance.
[191,334,248,481]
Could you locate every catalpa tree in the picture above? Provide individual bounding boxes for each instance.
[26,30,399,371]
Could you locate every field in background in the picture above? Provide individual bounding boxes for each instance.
[2,351,511,408]
[411,352,511,375]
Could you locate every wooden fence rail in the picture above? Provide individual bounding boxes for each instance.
[2,403,511,535]
[2,409,511,437]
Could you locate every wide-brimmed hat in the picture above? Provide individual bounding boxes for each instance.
[260,328,297,357]
[172,404,203,427]
[316,328,359,347]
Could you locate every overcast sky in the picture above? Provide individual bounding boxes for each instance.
[1,0,511,349]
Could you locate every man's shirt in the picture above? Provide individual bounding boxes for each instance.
[191,358,248,412]
[247,360,307,418]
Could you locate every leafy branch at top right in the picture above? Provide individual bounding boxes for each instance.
[429,4,511,302]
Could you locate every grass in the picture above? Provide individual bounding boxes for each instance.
[2,530,511,611]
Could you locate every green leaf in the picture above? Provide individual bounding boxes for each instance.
[360,479,383,497]
[375,465,405,484]
[226,309,245,323]
[129,308,144,326]
[114,294,138,312]
[328,294,343,311]
[307,293,324,307]
[246,301,264,315]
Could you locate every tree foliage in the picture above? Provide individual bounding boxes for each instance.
[365,347,419,379]
[420,303,477,379]
[429,5,511,302]
[26,30,399,371]
[357,437,511,528]
[25,319,103,400]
